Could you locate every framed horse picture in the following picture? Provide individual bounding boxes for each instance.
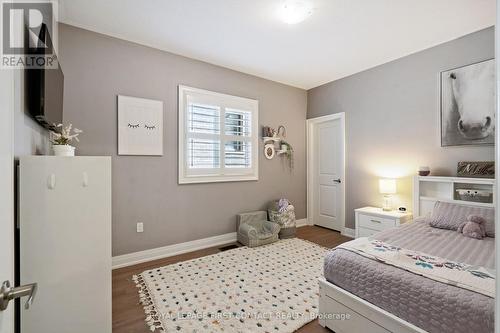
[440,59,495,147]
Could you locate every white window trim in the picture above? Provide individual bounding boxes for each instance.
[178,85,259,184]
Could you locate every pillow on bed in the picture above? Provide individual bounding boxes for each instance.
[429,201,494,237]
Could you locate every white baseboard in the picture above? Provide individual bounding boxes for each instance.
[112,232,237,269]
[341,228,355,238]
[114,219,312,269]
[296,218,309,227]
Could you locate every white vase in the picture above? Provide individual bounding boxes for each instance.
[52,145,75,156]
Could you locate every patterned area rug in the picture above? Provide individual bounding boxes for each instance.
[133,238,327,332]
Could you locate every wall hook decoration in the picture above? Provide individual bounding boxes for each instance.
[277,125,286,138]
[47,174,56,190]
[82,172,89,187]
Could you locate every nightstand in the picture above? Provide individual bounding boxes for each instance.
[355,207,412,238]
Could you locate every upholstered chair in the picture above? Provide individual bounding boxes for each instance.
[237,211,280,247]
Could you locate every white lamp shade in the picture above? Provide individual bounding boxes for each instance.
[379,178,396,194]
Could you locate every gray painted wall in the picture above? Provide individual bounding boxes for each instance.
[307,27,495,229]
[59,24,307,256]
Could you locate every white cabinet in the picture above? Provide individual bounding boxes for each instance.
[355,207,412,238]
[18,156,111,333]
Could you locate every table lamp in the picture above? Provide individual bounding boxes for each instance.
[379,178,396,211]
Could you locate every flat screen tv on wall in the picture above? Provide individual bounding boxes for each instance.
[25,23,64,130]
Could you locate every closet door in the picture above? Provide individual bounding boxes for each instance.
[19,156,111,333]
[310,115,345,232]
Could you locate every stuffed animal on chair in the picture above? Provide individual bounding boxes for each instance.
[457,215,487,239]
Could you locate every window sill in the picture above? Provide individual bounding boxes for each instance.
[178,174,259,184]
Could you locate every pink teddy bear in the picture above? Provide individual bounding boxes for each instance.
[457,215,486,239]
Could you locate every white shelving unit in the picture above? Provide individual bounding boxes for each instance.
[262,136,282,144]
[413,175,495,217]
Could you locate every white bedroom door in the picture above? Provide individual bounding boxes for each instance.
[308,113,345,232]
[0,69,15,333]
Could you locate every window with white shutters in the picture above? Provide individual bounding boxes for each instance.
[178,86,258,184]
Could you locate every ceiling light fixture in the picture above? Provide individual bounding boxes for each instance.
[277,1,313,25]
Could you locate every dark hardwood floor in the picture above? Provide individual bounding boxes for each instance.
[112,225,352,333]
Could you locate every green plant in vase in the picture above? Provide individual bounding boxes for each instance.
[280,141,294,170]
[49,123,82,156]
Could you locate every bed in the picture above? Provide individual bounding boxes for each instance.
[318,177,495,333]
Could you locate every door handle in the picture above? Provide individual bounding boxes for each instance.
[333,178,342,183]
[0,280,37,311]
